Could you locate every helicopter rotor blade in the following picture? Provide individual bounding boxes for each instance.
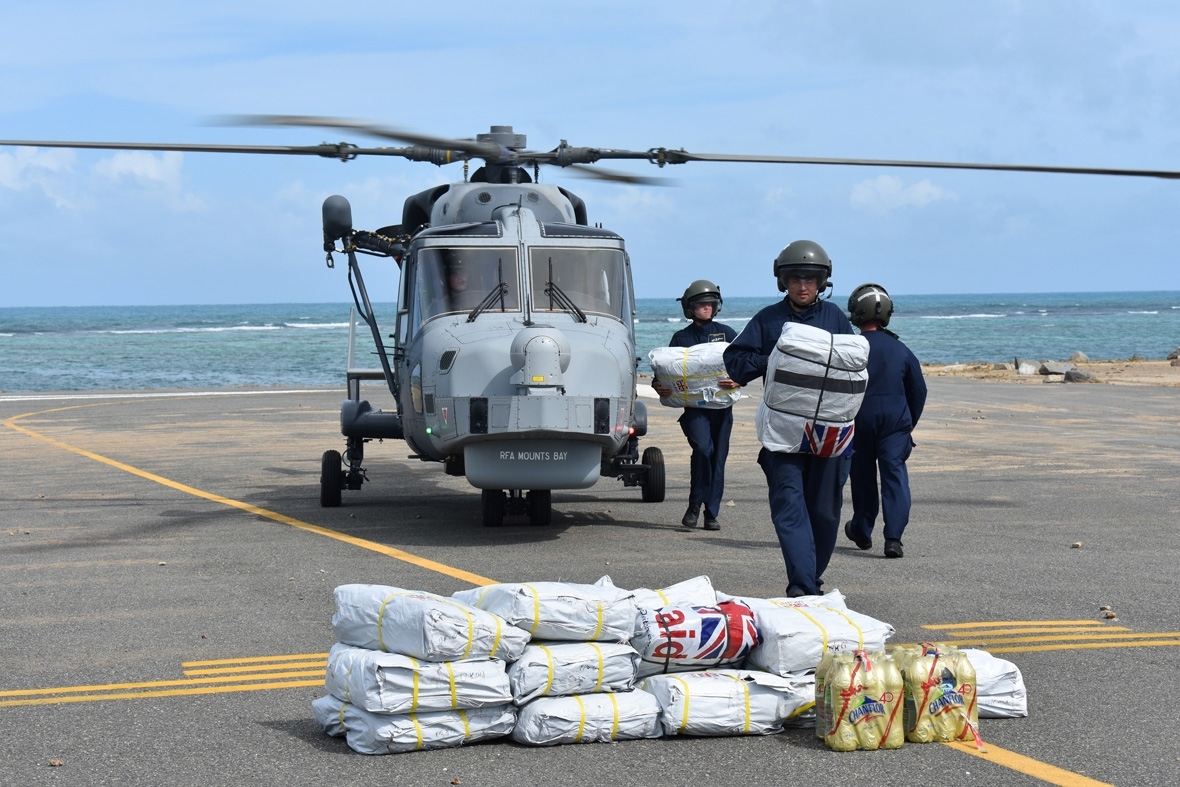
[644,149,1180,181]
[216,114,509,162]
[0,138,449,162]
[561,163,674,186]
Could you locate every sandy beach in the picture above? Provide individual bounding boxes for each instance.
[924,357,1180,386]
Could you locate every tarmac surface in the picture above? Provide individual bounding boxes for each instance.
[2,377,1179,786]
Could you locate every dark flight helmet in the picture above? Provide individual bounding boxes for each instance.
[847,282,894,327]
[678,279,723,320]
[773,240,832,292]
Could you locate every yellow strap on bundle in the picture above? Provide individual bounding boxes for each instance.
[523,583,542,634]
[608,692,621,740]
[590,643,605,692]
[722,674,752,734]
[537,644,556,697]
[445,661,457,709]
[409,656,420,711]
[830,607,865,649]
[458,709,471,740]
[590,601,604,640]
[785,604,829,653]
[573,695,587,742]
[673,676,692,734]
[409,712,424,751]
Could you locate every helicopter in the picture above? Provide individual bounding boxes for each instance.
[4,117,1180,527]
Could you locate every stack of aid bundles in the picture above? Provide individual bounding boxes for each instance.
[311,584,529,754]
[313,580,1022,753]
[648,342,744,409]
[452,581,661,745]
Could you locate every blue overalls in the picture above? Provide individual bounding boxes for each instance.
[845,329,927,544]
[724,298,854,595]
[659,320,738,518]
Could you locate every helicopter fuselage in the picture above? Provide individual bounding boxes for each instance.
[390,183,640,490]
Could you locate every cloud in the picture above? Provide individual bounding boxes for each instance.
[92,150,184,189]
[849,175,958,215]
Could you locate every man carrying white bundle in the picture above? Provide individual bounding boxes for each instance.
[652,279,739,531]
[723,241,859,597]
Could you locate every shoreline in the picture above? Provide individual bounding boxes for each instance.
[3,356,1179,399]
[922,357,1180,386]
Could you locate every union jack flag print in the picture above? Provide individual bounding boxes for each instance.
[804,422,855,457]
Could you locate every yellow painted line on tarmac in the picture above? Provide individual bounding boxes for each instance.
[3,405,496,587]
[943,741,1113,786]
[0,670,326,707]
[915,619,1180,654]
[923,620,1106,630]
[183,660,327,677]
[182,653,329,668]
[2,679,327,708]
[988,639,1180,654]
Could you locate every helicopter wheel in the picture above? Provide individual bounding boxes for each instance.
[526,490,552,527]
[640,446,665,503]
[320,450,343,507]
[481,489,506,527]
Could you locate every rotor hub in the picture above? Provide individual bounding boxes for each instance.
[477,126,526,151]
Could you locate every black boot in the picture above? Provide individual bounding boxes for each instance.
[681,503,701,527]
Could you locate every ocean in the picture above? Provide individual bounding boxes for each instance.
[2,292,1179,393]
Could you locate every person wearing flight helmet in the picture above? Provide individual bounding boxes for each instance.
[652,280,739,531]
[843,283,927,559]
[723,240,855,597]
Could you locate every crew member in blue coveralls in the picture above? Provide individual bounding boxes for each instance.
[723,241,854,597]
[843,283,927,559]
[652,280,739,531]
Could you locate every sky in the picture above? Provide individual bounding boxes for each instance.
[2,0,1179,307]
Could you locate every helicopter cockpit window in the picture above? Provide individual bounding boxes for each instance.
[416,247,521,323]
[529,248,628,322]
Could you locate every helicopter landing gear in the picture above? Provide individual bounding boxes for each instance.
[320,450,343,507]
[640,446,665,503]
[320,438,367,507]
[481,489,507,527]
[481,489,552,526]
[526,489,552,527]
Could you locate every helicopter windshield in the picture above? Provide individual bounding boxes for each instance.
[529,248,628,322]
[416,247,521,322]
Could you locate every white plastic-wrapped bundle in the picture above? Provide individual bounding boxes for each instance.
[311,695,516,755]
[632,601,760,678]
[719,588,849,612]
[745,599,895,676]
[648,342,743,409]
[641,669,813,736]
[598,574,719,637]
[602,574,718,614]
[324,643,512,714]
[511,690,663,746]
[756,322,868,456]
[508,642,640,705]
[331,584,529,662]
[452,582,636,642]
[962,648,1028,718]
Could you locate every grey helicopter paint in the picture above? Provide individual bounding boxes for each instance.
[320,126,665,527]
[5,117,1180,528]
